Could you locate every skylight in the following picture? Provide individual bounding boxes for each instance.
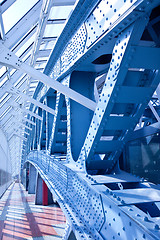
[15,33,36,57]
[2,0,38,33]
[0,75,8,87]
[44,24,64,37]
[49,6,73,20]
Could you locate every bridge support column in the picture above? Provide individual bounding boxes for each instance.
[22,167,29,191]
[42,180,53,205]
[35,173,43,205]
[28,164,37,194]
[35,173,53,205]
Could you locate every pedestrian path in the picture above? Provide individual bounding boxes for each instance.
[0,182,66,239]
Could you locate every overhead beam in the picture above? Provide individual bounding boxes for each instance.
[19,108,42,121]
[30,0,53,66]
[22,116,36,126]
[7,126,29,137]
[0,7,5,40]
[6,121,32,131]
[8,133,27,141]
[1,0,16,14]
[148,101,160,122]
[4,2,41,49]
[8,84,55,115]
[0,43,97,111]
[47,19,66,24]
[52,0,76,6]
[0,103,42,121]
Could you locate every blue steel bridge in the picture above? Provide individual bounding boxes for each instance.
[0,0,160,239]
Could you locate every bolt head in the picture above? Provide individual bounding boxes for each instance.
[155,224,159,230]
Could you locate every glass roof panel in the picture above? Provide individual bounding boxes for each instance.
[2,0,38,33]
[10,69,17,76]
[35,62,46,69]
[0,66,6,77]
[15,33,36,57]
[14,73,27,87]
[36,56,48,61]
[39,40,56,50]
[0,106,12,119]
[0,93,9,104]
[0,76,8,87]
[44,24,64,37]
[48,6,73,20]
[22,50,32,61]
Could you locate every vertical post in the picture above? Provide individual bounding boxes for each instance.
[35,173,43,205]
[35,173,53,205]
[42,180,48,205]
[69,71,96,160]
[43,180,53,205]
[28,164,37,194]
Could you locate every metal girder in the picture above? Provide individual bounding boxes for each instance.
[0,42,97,111]
[127,121,160,142]
[22,116,36,126]
[76,17,159,171]
[12,26,37,55]
[45,0,103,76]
[3,0,159,239]
[39,109,47,150]
[0,103,42,121]
[36,49,51,57]
[4,1,41,49]
[7,84,55,115]
[48,93,66,154]
[0,70,26,96]
[21,108,42,121]
[148,101,160,122]
[1,114,13,127]
[52,0,76,6]
[45,0,160,80]
[47,19,66,24]
[0,6,5,40]
[7,121,32,132]
[7,126,29,138]
[27,151,160,240]
[6,121,27,132]
[8,132,27,141]
[30,0,53,66]
[1,0,16,14]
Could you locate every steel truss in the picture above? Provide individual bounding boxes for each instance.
[1,0,160,239]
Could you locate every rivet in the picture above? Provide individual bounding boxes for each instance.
[144,216,149,222]
[155,224,159,230]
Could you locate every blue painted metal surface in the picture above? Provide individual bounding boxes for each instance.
[22,0,160,239]
[26,151,160,240]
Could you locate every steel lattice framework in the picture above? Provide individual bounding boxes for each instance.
[0,0,160,239]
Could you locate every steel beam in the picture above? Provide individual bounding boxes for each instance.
[148,101,160,122]
[7,84,55,115]
[0,42,97,111]
[0,7,5,40]
[30,0,53,66]
[26,151,160,240]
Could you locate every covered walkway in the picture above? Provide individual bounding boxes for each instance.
[0,183,66,240]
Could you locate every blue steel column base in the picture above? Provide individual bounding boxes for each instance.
[35,173,43,205]
[28,163,37,194]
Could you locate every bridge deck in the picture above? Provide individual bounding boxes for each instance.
[0,182,66,240]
